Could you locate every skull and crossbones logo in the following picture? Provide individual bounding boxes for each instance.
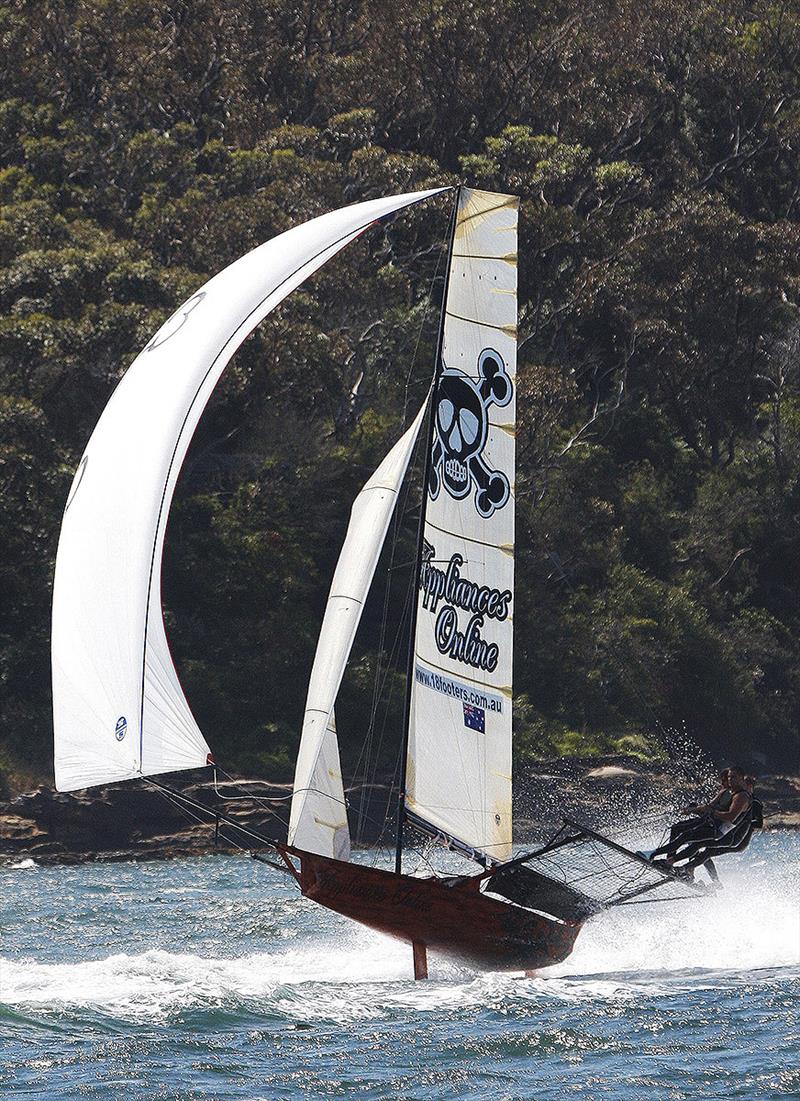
[429,348,512,518]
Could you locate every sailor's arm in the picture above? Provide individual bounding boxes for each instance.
[712,791,749,823]
[685,786,726,814]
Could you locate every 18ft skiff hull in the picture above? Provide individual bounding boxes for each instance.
[282,846,582,972]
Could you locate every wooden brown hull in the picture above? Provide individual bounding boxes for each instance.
[283,847,582,971]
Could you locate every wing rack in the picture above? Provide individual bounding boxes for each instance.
[485,818,710,916]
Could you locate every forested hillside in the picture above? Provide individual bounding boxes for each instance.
[2,0,799,789]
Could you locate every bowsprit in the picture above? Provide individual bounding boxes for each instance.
[429,348,512,518]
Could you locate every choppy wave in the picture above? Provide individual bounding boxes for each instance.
[1,835,797,1026]
[552,842,800,978]
[2,837,797,1101]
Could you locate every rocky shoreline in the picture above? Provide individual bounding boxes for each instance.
[1,757,797,866]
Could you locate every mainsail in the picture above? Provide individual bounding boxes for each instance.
[405,187,518,863]
[289,403,427,860]
[52,188,445,793]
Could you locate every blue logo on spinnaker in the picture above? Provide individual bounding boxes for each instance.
[115,716,127,742]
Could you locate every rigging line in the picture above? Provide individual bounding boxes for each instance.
[375,725,407,858]
[207,769,288,829]
[354,560,418,842]
[213,762,399,844]
[361,561,393,798]
[356,196,454,773]
[142,777,284,852]
[357,218,453,819]
[406,840,443,878]
[353,561,401,838]
[212,762,413,845]
[145,779,288,870]
[611,894,699,907]
[402,816,510,858]
[152,771,407,862]
[156,783,243,841]
[354,328,444,828]
[367,553,422,852]
[365,577,413,766]
[400,199,455,427]
[212,766,348,811]
[351,562,413,783]
[395,186,462,876]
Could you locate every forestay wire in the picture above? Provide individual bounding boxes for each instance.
[348,208,455,848]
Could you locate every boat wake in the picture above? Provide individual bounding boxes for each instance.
[550,838,799,980]
[2,836,796,1024]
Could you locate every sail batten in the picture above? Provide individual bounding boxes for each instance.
[52,188,446,794]
[405,187,518,863]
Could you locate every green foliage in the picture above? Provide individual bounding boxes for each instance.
[1,0,799,785]
[514,698,664,762]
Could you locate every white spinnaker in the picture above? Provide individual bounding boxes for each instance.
[52,188,445,793]
[406,187,518,862]
[289,403,427,860]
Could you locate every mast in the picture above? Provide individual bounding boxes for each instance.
[394,185,461,875]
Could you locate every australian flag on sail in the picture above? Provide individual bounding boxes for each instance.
[463,703,485,733]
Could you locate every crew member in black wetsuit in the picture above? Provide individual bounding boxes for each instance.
[652,766,752,872]
[689,771,733,884]
[641,769,731,864]
[677,774,761,876]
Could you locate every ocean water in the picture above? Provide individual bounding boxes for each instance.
[1,832,798,1100]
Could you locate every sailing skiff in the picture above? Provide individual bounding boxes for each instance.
[52,186,703,979]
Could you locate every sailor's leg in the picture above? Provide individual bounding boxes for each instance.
[651,818,704,858]
[704,858,720,883]
[671,828,720,866]
[681,847,714,871]
[670,819,692,844]
[652,823,718,869]
[683,838,736,871]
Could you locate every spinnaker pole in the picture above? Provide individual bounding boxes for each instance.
[394,185,461,876]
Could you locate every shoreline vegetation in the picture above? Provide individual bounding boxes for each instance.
[2,3,800,792]
[2,757,797,866]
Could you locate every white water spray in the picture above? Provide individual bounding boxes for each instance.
[1,834,796,1022]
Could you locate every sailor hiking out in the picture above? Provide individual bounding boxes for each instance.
[673,775,762,877]
[644,768,732,862]
[640,767,760,881]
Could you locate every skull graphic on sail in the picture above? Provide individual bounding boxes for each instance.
[429,348,513,518]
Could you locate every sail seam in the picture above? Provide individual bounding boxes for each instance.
[445,309,517,334]
[423,516,514,552]
[413,652,513,695]
[450,252,517,261]
[456,199,518,225]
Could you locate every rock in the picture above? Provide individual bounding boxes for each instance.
[584,766,640,780]
[0,814,47,848]
[1,757,797,864]
[764,812,800,829]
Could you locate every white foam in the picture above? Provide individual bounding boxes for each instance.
[0,926,421,1021]
[2,836,796,1021]
[550,836,800,979]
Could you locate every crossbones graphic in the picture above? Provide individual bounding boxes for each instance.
[429,348,512,518]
